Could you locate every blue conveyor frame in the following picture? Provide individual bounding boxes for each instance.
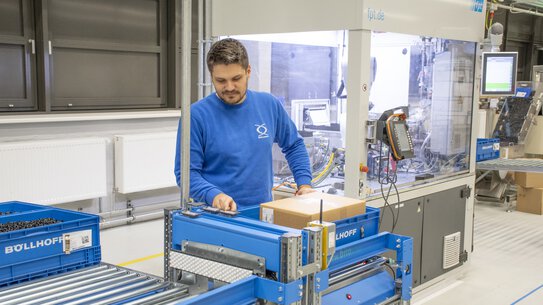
[170,208,413,305]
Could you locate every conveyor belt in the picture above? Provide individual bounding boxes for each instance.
[0,264,190,305]
[477,158,543,173]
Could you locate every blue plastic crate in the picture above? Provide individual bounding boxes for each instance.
[0,204,101,287]
[0,246,101,287]
[476,138,500,162]
[334,206,379,246]
[0,201,47,216]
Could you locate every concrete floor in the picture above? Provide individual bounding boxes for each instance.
[100,202,543,304]
[412,202,543,305]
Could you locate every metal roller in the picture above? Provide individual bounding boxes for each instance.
[328,257,387,287]
[122,287,190,305]
[18,273,142,305]
[0,271,122,305]
[84,282,171,305]
[0,264,201,305]
[38,276,154,305]
[0,265,110,299]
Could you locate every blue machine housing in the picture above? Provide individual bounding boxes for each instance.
[170,206,413,305]
[172,212,299,276]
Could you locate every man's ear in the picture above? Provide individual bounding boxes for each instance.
[246,64,252,77]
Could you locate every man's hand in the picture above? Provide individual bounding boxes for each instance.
[295,185,315,196]
[212,193,237,211]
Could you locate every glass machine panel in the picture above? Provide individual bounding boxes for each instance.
[231,31,476,196]
[367,32,476,193]
[233,31,346,194]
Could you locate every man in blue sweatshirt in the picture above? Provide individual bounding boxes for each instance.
[175,38,313,211]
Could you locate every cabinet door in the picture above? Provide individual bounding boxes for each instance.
[0,0,36,111]
[420,186,467,284]
[380,197,424,287]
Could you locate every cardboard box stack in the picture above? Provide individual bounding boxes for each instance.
[260,192,366,229]
[515,172,543,215]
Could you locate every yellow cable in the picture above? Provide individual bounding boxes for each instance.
[312,152,335,183]
[272,152,336,192]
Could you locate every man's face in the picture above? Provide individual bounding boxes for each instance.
[211,64,251,105]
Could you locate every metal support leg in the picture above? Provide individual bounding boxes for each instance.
[303,227,323,305]
[280,233,302,305]
[164,208,177,282]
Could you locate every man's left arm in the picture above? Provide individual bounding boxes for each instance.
[273,99,314,194]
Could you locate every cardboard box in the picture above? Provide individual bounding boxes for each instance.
[260,192,366,229]
[515,172,543,188]
[516,186,543,215]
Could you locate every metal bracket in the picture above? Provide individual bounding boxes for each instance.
[169,251,253,283]
[460,186,472,199]
[314,270,329,293]
[181,210,200,218]
[127,200,133,219]
[254,277,304,305]
[460,250,468,263]
[164,208,175,281]
[188,201,206,208]
[280,233,302,283]
[303,226,323,305]
[365,120,378,144]
[219,210,240,217]
[202,206,220,213]
[181,241,266,276]
[299,263,321,277]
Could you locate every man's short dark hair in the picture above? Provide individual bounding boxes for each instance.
[206,38,249,73]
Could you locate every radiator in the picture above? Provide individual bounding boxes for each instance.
[0,138,107,205]
[114,132,177,194]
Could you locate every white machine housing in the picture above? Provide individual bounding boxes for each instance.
[207,0,485,291]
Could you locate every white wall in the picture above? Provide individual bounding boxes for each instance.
[0,112,181,217]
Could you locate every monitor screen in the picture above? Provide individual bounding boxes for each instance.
[481,52,518,96]
[308,108,330,126]
[394,122,411,152]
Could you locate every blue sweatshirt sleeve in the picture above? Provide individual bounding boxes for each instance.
[273,100,313,187]
[174,119,181,186]
[174,117,222,205]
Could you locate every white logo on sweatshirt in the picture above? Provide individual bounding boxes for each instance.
[255,124,269,139]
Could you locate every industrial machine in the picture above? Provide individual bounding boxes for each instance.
[200,0,484,291]
[251,29,478,194]
[475,66,543,203]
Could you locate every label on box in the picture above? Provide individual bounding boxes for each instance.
[262,208,274,224]
[329,232,335,248]
[63,230,92,253]
[493,143,500,151]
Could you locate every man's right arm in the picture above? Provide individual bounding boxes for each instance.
[175,118,220,204]
[175,117,237,210]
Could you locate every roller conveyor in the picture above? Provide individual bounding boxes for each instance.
[0,264,190,305]
[0,204,412,305]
